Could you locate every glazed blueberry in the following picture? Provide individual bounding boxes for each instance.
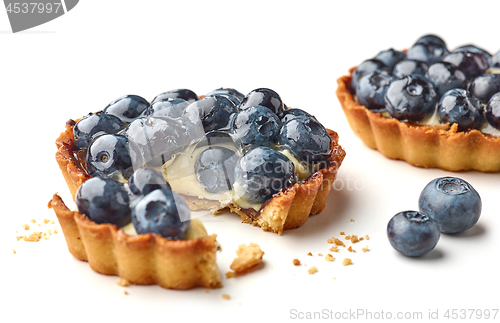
[142,98,189,119]
[195,146,239,193]
[468,74,500,105]
[443,48,490,80]
[73,112,127,151]
[231,105,282,150]
[491,50,500,68]
[128,167,170,197]
[239,88,285,117]
[392,59,429,79]
[280,108,316,124]
[233,147,296,204]
[132,189,191,240]
[385,75,438,123]
[419,177,481,234]
[86,134,134,181]
[76,176,131,227]
[425,62,467,97]
[437,88,484,132]
[206,88,245,105]
[387,211,440,257]
[279,116,331,164]
[104,95,149,123]
[356,71,395,111]
[151,89,198,104]
[406,34,449,64]
[182,95,238,138]
[351,59,390,93]
[195,131,236,149]
[374,48,406,70]
[485,93,500,130]
[455,44,492,62]
[124,117,186,167]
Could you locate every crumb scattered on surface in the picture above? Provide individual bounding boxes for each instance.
[50,219,55,224]
[124,291,129,295]
[22,224,30,230]
[324,254,335,262]
[340,231,345,235]
[225,271,236,279]
[350,218,355,222]
[13,250,16,254]
[230,243,264,273]
[308,266,318,274]
[116,278,130,287]
[17,232,43,242]
[222,294,230,300]
[205,290,209,293]
[329,246,339,252]
[31,219,36,223]
[362,246,370,253]
[342,258,352,266]
[345,235,351,240]
[318,253,323,257]
[347,246,355,253]
[43,219,50,224]
[359,237,364,241]
[364,235,370,240]
[307,252,313,256]
[351,235,359,243]
[292,259,301,266]
[332,237,345,247]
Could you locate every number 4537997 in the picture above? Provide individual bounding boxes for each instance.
[6,2,62,14]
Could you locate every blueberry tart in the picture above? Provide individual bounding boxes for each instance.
[336,35,500,172]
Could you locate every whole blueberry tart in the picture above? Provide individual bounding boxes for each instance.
[52,87,345,289]
[336,35,500,172]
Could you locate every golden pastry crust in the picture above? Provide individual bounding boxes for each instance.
[48,194,222,290]
[55,123,346,235]
[337,67,500,172]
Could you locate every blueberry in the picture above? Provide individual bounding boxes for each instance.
[279,116,331,164]
[468,74,500,105]
[351,59,390,93]
[128,167,170,197]
[142,98,189,119]
[418,177,481,234]
[280,108,316,124]
[385,75,438,123]
[356,71,395,111]
[425,62,467,97]
[73,112,127,151]
[455,44,492,62]
[437,88,484,132]
[239,88,285,117]
[194,130,236,149]
[234,146,296,204]
[374,48,406,70]
[103,95,149,123]
[443,48,490,80]
[387,211,440,257]
[491,50,500,68]
[151,89,198,104]
[86,134,134,181]
[206,88,245,105]
[406,34,449,64]
[124,117,186,167]
[392,59,429,79]
[132,189,191,240]
[231,105,282,151]
[486,93,500,130]
[76,176,131,227]
[195,146,239,193]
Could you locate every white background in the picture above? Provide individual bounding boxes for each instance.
[2,1,500,322]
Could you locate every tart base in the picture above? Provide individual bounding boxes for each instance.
[336,67,500,172]
[48,194,222,290]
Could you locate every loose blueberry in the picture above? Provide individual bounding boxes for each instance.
[73,112,127,151]
[385,75,438,123]
[206,88,245,105]
[132,189,191,240]
[356,71,395,111]
[76,176,131,227]
[425,62,468,97]
[128,167,171,197]
[142,98,189,119]
[486,93,500,130]
[468,74,500,105]
[443,48,490,80]
[387,211,440,257]
[437,88,484,132]
[406,34,449,64]
[231,105,282,151]
[234,147,296,204]
[103,95,149,123]
[374,48,406,70]
[418,177,481,234]
[195,146,239,193]
[151,89,198,104]
[239,88,285,117]
[392,59,429,79]
[86,134,134,181]
[351,59,390,94]
[280,108,316,124]
[279,115,331,164]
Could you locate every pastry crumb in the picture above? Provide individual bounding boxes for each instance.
[225,271,236,279]
[13,250,16,254]
[31,219,36,223]
[362,246,370,253]
[22,224,30,230]
[222,294,231,300]
[340,231,345,235]
[124,291,129,295]
[205,290,210,294]
[347,246,356,253]
[326,238,333,244]
[230,243,264,273]
[308,266,318,274]
[43,219,50,224]
[17,232,43,242]
[318,253,323,257]
[43,236,49,240]
[332,237,345,247]
[116,278,130,287]
[350,218,355,222]
[329,246,339,252]
[307,252,313,256]
[345,235,351,240]
[324,254,335,262]
[359,237,364,241]
[351,235,359,243]
[50,219,55,224]
[54,230,58,234]
[342,258,352,266]
[292,259,301,266]
[364,234,370,240]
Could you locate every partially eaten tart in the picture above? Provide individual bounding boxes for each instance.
[336,35,500,172]
[52,87,345,289]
